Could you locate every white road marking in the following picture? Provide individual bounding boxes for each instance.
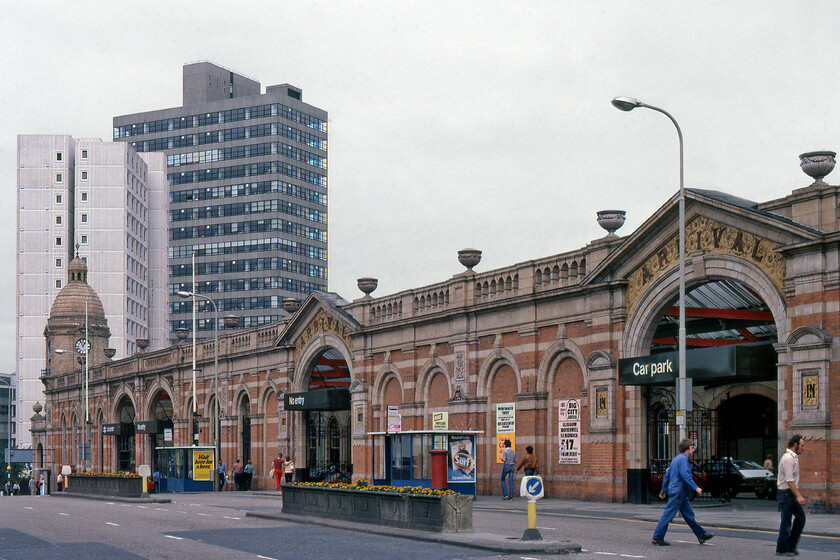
[536,526,557,530]
[120,503,131,507]
[24,507,33,510]
[257,556,278,560]
[155,508,168,511]
[59,513,69,516]
[164,535,182,540]
[223,516,241,520]
[197,512,211,516]
[620,555,645,558]
[106,502,115,505]
[106,522,119,527]
[137,505,148,509]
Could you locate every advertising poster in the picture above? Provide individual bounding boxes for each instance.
[557,398,581,464]
[192,450,214,480]
[495,402,516,463]
[447,434,476,483]
[387,405,401,433]
[432,411,449,449]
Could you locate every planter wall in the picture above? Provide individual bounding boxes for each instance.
[65,475,143,498]
[282,485,473,533]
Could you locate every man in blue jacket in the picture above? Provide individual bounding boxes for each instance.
[652,438,714,546]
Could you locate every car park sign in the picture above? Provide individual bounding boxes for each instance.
[520,475,544,501]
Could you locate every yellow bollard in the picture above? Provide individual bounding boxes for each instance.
[527,501,537,529]
[142,476,148,494]
[520,475,544,541]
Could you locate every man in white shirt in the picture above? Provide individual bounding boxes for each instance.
[776,434,806,556]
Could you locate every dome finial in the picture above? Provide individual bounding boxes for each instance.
[75,242,80,259]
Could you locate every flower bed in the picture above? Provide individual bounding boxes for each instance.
[65,472,143,498]
[281,481,473,533]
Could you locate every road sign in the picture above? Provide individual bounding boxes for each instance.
[520,475,544,501]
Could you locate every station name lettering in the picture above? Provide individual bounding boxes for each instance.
[633,359,673,377]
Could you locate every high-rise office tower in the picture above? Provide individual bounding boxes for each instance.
[113,62,328,339]
[16,135,168,447]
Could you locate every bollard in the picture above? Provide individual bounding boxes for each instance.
[519,475,544,541]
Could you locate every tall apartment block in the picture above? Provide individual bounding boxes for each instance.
[16,135,168,447]
[113,62,328,338]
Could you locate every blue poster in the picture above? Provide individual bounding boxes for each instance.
[447,434,476,483]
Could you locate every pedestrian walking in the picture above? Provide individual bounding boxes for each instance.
[232,459,244,491]
[217,459,226,490]
[284,457,295,483]
[29,477,37,495]
[270,452,284,491]
[651,438,714,546]
[244,459,254,491]
[13,482,20,495]
[515,445,538,476]
[776,434,806,556]
[500,439,516,500]
[764,454,775,473]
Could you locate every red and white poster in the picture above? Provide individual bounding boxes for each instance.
[557,398,580,464]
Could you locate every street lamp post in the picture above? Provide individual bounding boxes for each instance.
[612,96,688,441]
[176,290,238,491]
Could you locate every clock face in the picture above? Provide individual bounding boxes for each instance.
[75,338,91,355]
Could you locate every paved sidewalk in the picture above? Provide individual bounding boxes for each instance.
[472,496,840,538]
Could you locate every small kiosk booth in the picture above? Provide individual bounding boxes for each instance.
[154,446,215,492]
[369,430,481,496]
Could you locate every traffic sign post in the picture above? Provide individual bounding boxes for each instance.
[519,475,544,541]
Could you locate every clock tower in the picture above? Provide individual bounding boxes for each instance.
[44,255,111,377]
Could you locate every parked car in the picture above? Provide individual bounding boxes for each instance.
[703,458,776,499]
[649,458,707,498]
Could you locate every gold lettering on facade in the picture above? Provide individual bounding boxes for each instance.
[626,216,786,313]
[293,308,353,364]
[802,373,818,407]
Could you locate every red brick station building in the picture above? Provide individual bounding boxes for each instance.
[32,155,838,509]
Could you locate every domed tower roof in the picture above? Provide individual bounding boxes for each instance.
[48,256,106,322]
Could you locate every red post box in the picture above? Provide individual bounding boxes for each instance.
[430,449,448,489]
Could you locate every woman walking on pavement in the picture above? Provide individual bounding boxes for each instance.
[271,452,284,491]
[651,438,714,546]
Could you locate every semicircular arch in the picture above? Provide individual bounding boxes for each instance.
[477,348,521,398]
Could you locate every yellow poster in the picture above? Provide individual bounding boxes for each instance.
[495,402,516,463]
[432,411,449,430]
[193,451,214,481]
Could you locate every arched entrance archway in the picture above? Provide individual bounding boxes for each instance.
[147,390,174,474]
[296,347,352,481]
[115,396,135,472]
[239,394,251,464]
[623,259,785,501]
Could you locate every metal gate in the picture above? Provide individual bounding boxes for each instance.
[304,410,351,482]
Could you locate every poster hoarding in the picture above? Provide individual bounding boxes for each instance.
[495,402,516,463]
[557,398,581,464]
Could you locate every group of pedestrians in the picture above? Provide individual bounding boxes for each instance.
[217,458,258,491]
[270,452,296,491]
[499,440,539,500]
[649,434,807,557]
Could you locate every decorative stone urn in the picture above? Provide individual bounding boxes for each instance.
[282,298,301,314]
[357,277,378,297]
[135,338,149,350]
[799,151,836,184]
[596,210,626,237]
[174,327,189,341]
[104,348,116,359]
[457,249,482,271]
[32,402,42,414]
[223,314,240,328]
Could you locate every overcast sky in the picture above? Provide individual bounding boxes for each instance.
[2,1,838,373]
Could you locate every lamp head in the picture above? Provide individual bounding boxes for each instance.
[611,97,642,112]
[55,349,68,355]
[176,291,192,299]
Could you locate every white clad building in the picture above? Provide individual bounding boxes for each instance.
[16,135,168,447]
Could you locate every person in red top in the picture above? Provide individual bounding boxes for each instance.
[271,453,285,491]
